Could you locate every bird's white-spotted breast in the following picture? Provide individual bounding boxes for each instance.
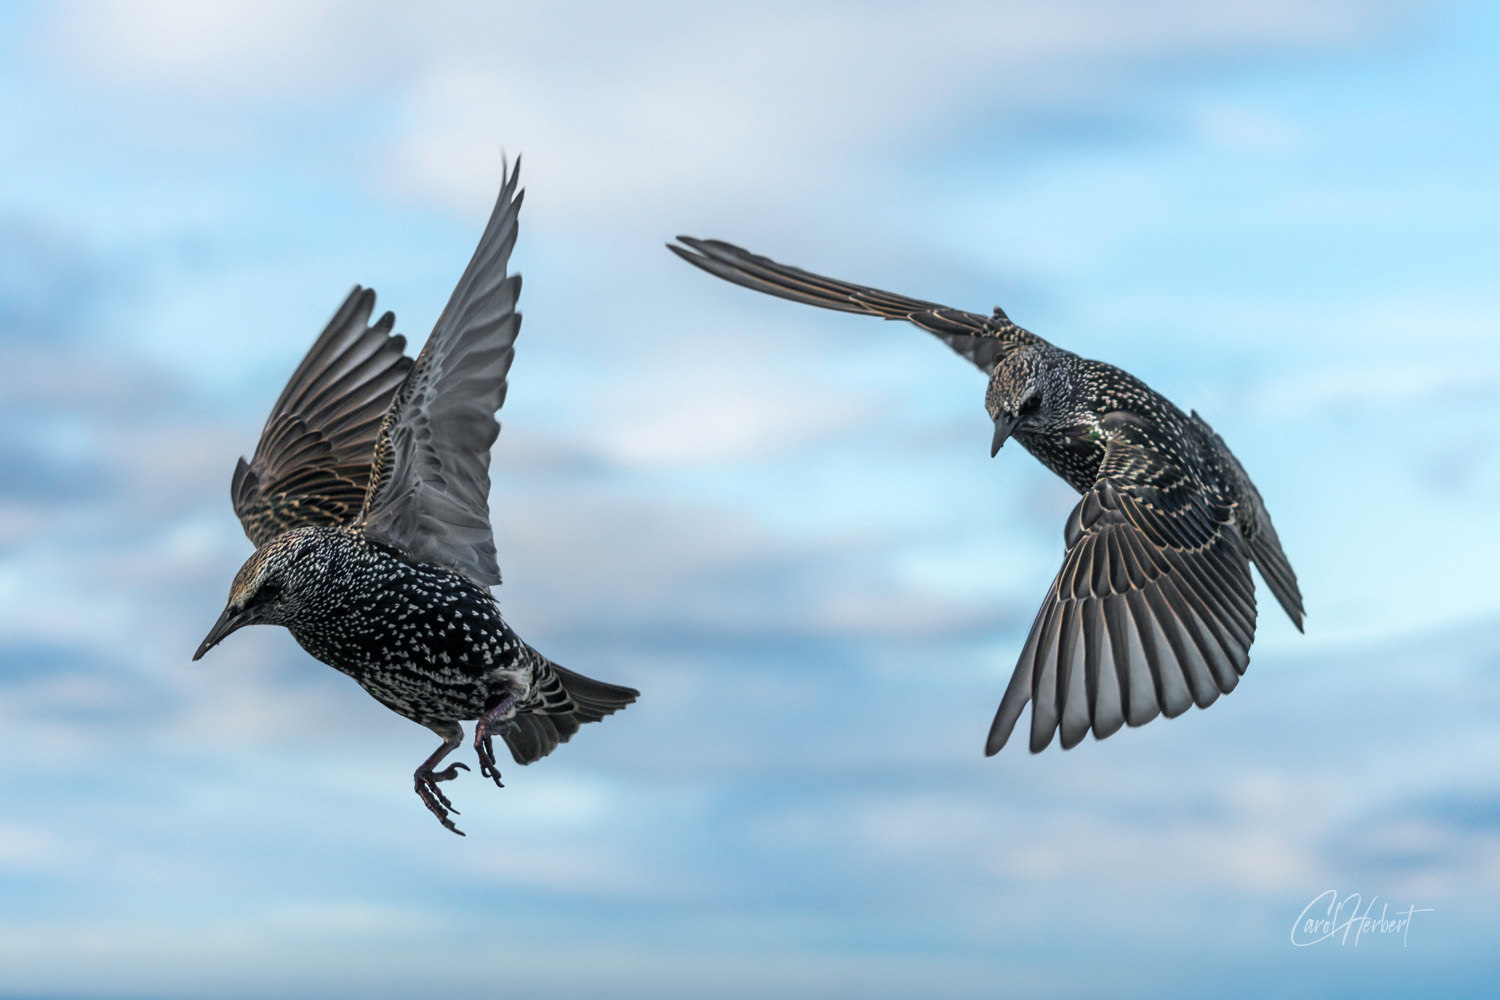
[285,529,526,725]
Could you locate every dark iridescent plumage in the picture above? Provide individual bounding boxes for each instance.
[669,236,1302,754]
[197,162,637,835]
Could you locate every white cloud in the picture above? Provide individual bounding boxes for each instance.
[47,1,1418,219]
[50,0,369,97]
[596,377,873,466]
[0,821,57,869]
[1254,361,1500,415]
[1197,105,1303,151]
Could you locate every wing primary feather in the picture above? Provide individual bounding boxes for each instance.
[669,236,1042,373]
[231,286,414,546]
[1028,602,1064,753]
[1059,599,1092,749]
[1066,598,1103,747]
[1143,582,1209,715]
[1134,587,1194,719]
[1051,601,1083,744]
[1157,569,1240,700]
[358,162,525,588]
[1096,596,1131,738]
[986,596,1052,755]
[1168,546,1255,649]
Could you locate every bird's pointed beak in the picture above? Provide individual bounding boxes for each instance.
[990,413,1020,457]
[193,605,247,661]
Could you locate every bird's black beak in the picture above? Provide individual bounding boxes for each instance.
[193,605,249,661]
[991,413,1020,457]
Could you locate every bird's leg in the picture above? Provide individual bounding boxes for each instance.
[474,692,519,789]
[414,722,470,836]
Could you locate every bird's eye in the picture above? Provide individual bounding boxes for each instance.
[249,581,282,607]
[1019,394,1042,416]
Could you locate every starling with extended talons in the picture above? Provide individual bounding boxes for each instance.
[196,161,638,835]
[670,236,1302,755]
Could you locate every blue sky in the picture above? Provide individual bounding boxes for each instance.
[0,1,1497,997]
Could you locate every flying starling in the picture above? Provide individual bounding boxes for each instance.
[669,237,1303,754]
[195,162,638,835]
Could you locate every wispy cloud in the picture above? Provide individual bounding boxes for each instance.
[46,1,1419,219]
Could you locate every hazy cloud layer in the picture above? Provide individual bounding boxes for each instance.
[47,0,1419,221]
[1,1,1497,998]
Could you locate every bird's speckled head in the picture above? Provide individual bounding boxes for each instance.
[194,526,334,660]
[985,344,1056,456]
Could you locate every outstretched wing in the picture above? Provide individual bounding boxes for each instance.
[669,237,1041,372]
[231,287,413,547]
[986,415,1259,754]
[357,160,524,587]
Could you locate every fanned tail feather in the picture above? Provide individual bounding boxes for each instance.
[499,662,639,766]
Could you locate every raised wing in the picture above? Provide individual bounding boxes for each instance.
[357,160,524,587]
[669,236,1042,372]
[231,287,413,547]
[986,415,1259,754]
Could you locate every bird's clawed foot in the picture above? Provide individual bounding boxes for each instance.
[474,692,517,790]
[415,761,469,835]
[432,761,470,783]
[415,728,470,836]
[476,735,504,788]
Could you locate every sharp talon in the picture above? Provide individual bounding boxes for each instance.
[430,763,467,782]
[415,733,470,835]
[416,773,467,835]
[474,734,506,789]
[432,806,465,836]
[473,694,519,794]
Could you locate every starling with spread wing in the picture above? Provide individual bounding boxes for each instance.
[196,162,638,835]
[669,237,1301,754]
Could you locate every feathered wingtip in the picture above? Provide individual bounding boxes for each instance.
[666,235,1039,374]
[491,151,524,229]
[499,151,522,199]
[356,152,526,588]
